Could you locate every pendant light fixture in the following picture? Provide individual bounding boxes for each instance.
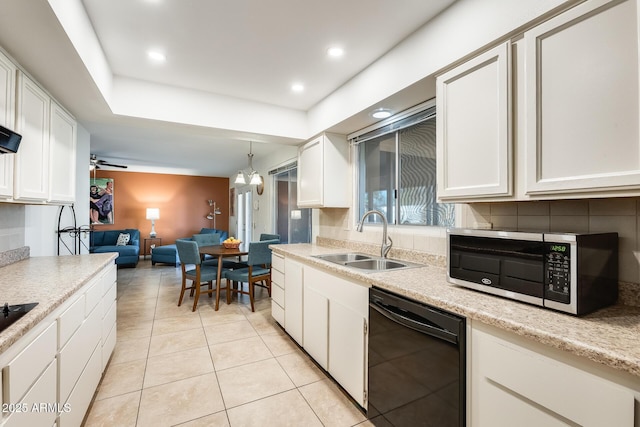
[235,141,262,185]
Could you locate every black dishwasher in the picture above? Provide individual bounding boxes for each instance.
[368,287,465,427]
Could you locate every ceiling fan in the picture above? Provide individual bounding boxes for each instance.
[90,154,128,170]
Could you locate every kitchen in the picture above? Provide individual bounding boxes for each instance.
[1,0,640,426]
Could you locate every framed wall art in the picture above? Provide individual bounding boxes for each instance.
[90,178,115,225]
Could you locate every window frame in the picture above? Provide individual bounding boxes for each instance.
[350,99,454,228]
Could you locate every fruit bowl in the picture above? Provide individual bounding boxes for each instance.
[223,241,241,249]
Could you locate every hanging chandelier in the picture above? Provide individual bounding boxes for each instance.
[234,141,262,185]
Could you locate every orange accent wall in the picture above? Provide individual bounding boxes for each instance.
[91,170,229,245]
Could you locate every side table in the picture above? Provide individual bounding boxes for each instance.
[143,237,162,260]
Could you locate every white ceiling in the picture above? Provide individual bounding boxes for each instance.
[0,0,455,176]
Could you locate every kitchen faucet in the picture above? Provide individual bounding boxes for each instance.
[357,209,393,258]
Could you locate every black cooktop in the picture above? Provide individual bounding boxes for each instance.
[0,302,38,333]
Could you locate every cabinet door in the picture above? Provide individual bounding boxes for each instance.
[297,135,323,206]
[0,51,16,199]
[14,72,50,201]
[303,284,328,370]
[525,0,640,195]
[284,258,304,345]
[436,42,512,200]
[329,299,367,407]
[49,101,76,203]
[471,323,634,427]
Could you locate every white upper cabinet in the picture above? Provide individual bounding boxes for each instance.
[0,50,16,199]
[524,0,640,196]
[297,132,350,208]
[437,42,512,201]
[49,100,77,203]
[14,71,50,201]
[436,0,640,201]
[12,70,77,204]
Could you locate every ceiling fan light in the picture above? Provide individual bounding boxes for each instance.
[234,171,246,184]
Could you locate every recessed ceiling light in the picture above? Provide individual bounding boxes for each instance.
[327,47,344,58]
[291,83,304,93]
[372,108,392,119]
[147,50,166,62]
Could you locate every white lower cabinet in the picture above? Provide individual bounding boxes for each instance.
[270,253,286,328]
[302,284,329,370]
[58,343,102,427]
[0,261,117,426]
[3,361,57,427]
[302,264,368,407]
[284,258,303,346]
[271,254,369,407]
[470,321,636,426]
[328,299,366,407]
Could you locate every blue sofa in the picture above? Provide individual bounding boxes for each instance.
[151,228,228,266]
[90,229,140,267]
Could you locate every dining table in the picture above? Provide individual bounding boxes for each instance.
[199,244,248,309]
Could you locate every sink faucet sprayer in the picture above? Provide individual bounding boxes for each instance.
[357,209,393,258]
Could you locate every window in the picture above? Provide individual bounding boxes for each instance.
[354,103,454,226]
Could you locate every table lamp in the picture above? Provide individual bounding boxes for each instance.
[146,208,160,237]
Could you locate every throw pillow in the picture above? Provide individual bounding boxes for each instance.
[116,233,130,246]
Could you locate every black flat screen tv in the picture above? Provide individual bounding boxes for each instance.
[0,124,21,154]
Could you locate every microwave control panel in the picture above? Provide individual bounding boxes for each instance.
[544,243,571,303]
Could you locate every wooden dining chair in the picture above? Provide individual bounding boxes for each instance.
[175,239,226,311]
[222,239,278,311]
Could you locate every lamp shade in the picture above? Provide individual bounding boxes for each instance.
[234,171,246,185]
[146,208,160,220]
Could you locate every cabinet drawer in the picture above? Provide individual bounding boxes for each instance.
[57,295,84,350]
[102,281,116,318]
[272,282,284,307]
[4,322,56,404]
[58,343,101,427]
[474,326,634,426]
[4,361,57,427]
[271,269,284,288]
[102,298,116,342]
[101,263,117,295]
[271,301,284,326]
[272,253,284,273]
[85,278,102,317]
[102,322,116,372]
[58,304,101,403]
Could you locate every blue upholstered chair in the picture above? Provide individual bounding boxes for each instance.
[222,239,277,312]
[175,239,226,311]
[259,233,280,242]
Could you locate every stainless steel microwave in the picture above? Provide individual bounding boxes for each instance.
[446,229,618,315]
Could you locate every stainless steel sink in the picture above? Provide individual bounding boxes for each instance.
[313,253,421,272]
[344,259,407,270]
[313,253,372,263]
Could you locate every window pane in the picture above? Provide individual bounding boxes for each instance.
[399,118,455,226]
[358,134,396,224]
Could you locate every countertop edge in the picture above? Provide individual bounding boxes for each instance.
[271,244,640,379]
[0,253,118,354]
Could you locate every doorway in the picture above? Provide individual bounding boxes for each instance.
[236,188,252,244]
[274,167,311,244]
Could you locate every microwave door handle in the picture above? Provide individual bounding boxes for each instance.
[371,300,458,345]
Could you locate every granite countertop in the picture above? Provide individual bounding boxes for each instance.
[0,253,117,354]
[271,243,640,379]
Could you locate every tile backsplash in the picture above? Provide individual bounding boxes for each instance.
[318,198,640,286]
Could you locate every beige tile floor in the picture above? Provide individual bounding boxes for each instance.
[83,260,372,427]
